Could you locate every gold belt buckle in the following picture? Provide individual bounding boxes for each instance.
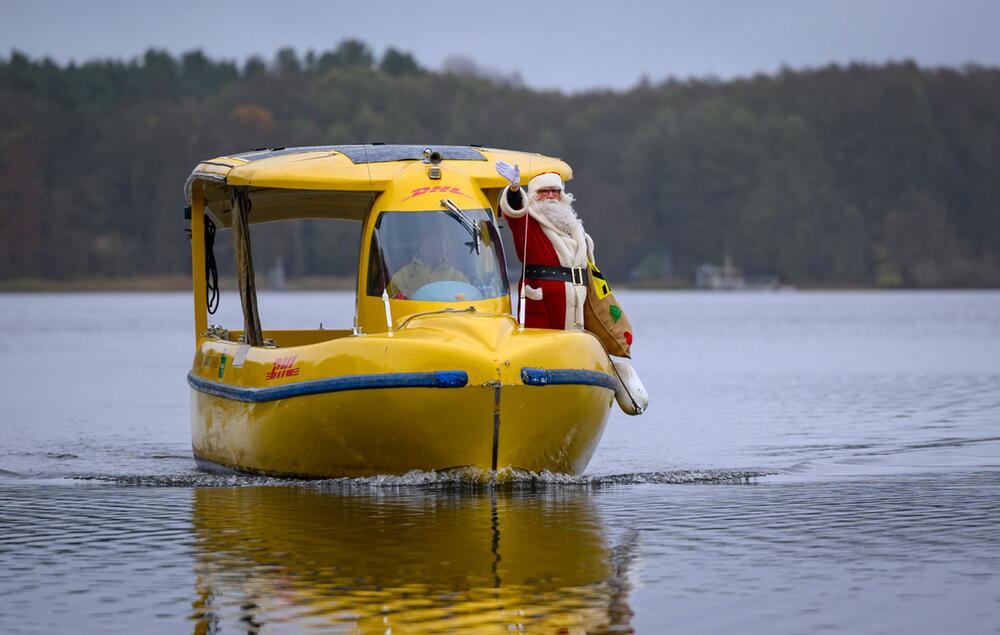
[571,266,585,286]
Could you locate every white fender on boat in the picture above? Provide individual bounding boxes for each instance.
[612,360,648,416]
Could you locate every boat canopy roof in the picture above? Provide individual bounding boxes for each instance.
[186,144,572,227]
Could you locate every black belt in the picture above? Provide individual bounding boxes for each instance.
[525,264,588,286]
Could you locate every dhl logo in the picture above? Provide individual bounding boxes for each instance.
[266,355,300,380]
[401,185,474,201]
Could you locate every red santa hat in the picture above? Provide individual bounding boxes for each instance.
[527,172,564,197]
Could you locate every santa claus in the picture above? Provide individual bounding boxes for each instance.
[495,161,592,330]
[497,161,649,415]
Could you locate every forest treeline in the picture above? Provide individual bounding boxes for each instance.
[1,41,999,287]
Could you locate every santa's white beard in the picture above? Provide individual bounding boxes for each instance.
[531,198,580,235]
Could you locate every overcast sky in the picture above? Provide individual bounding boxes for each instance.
[4,0,999,92]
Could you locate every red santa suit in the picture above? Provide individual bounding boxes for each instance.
[499,173,594,330]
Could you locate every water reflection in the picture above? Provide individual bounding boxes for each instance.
[190,487,634,633]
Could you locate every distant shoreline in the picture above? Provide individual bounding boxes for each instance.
[1,276,995,292]
[0,275,356,292]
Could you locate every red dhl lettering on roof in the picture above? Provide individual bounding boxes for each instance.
[401,185,474,202]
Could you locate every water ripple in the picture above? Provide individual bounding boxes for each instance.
[69,467,774,489]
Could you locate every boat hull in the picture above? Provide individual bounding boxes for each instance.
[189,314,615,478]
[191,383,612,477]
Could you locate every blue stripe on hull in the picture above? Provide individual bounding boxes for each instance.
[188,370,469,403]
[520,368,618,391]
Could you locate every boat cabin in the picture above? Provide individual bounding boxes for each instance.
[185,144,572,348]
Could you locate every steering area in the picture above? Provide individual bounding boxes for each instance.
[410,280,485,302]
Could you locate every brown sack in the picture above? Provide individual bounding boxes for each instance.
[583,261,633,358]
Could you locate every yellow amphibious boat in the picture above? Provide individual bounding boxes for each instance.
[185,145,621,478]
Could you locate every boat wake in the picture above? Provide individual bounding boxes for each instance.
[68,467,773,488]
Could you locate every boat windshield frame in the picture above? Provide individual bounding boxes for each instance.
[366,208,509,303]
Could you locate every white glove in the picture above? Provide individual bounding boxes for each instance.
[495,161,520,189]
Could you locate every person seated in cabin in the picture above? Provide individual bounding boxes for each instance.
[388,230,469,299]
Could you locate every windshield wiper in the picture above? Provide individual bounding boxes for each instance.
[440,198,481,254]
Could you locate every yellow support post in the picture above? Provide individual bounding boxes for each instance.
[190,183,208,343]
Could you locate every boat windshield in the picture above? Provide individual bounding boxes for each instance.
[367,209,509,302]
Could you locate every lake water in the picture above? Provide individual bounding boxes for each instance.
[1,291,998,633]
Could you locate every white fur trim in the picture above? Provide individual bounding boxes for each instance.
[498,185,527,218]
[524,285,543,301]
[567,282,586,330]
[527,172,564,197]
